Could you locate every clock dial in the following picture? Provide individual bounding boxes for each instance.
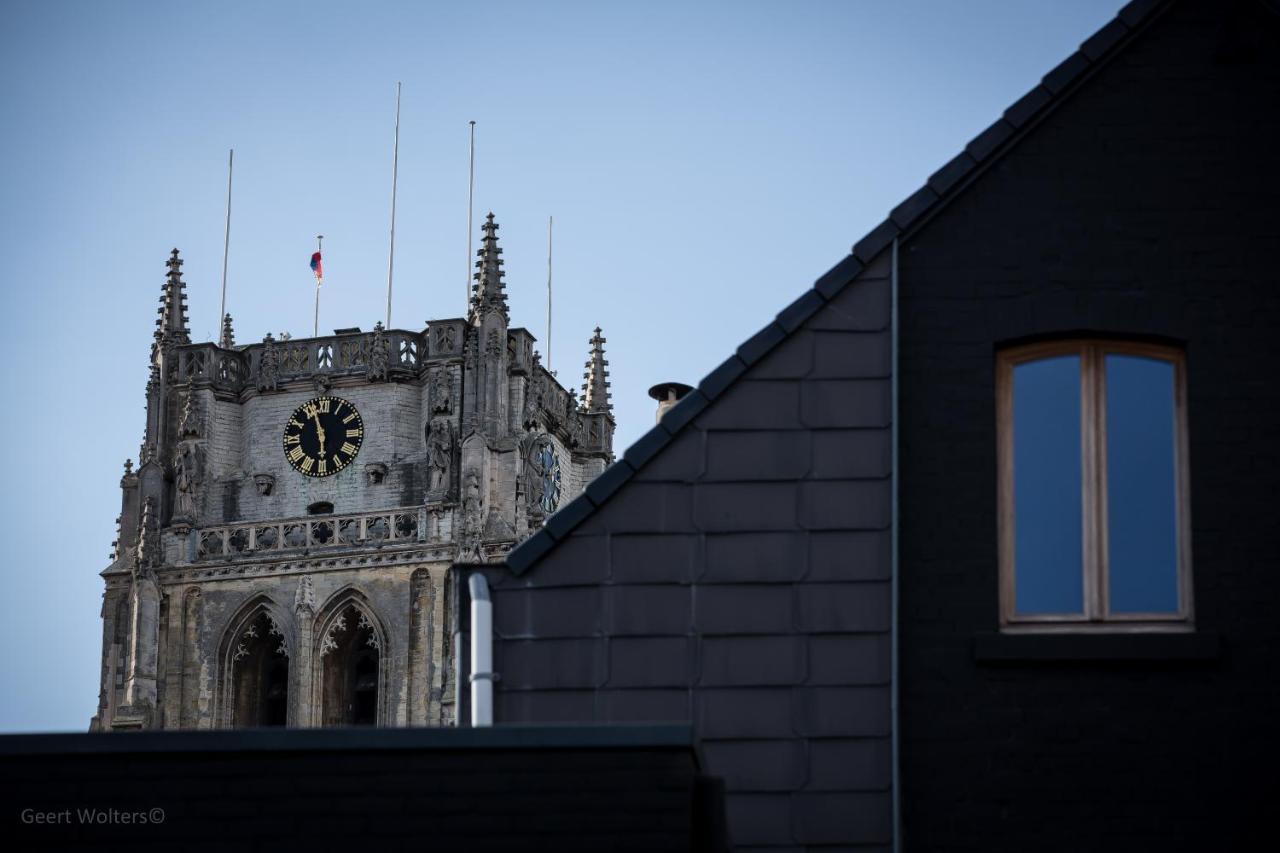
[530,437,562,513]
[282,396,364,477]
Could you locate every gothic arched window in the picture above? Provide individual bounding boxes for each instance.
[228,610,290,727]
[319,603,382,726]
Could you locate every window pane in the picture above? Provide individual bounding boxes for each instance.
[1105,355,1179,614]
[1013,356,1083,614]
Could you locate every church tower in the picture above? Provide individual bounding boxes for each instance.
[92,218,615,731]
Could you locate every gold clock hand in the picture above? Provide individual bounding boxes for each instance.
[312,412,326,450]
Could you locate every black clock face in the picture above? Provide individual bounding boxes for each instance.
[282,396,364,477]
[530,437,562,513]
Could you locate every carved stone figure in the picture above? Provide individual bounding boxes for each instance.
[177,385,202,438]
[257,334,280,392]
[253,474,275,496]
[435,324,456,353]
[430,369,453,414]
[172,440,206,521]
[463,469,482,533]
[367,322,389,382]
[427,420,455,495]
[136,497,160,572]
[294,575,316,615]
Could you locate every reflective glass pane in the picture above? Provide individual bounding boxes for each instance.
[1013,356,1083,614]
[1105,355,1179,614]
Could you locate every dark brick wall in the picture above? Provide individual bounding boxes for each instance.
[898,1,1280,850]
[2,726,720,852]
[474,254,897,851]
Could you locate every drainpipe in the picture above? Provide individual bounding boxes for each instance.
[890,237,902,853]
[468,573,494,727]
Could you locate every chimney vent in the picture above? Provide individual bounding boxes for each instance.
[647,382,693,424]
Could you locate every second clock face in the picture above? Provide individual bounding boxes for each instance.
[283,396,364,477]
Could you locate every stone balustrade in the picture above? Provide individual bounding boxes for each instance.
[192,505,456,562]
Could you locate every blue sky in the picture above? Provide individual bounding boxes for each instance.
[0,0,1121,731]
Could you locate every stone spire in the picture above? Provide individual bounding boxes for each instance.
[155,249,191,347]
[469,213,509,324]
[219,313,235,349]
[582,327,612,415]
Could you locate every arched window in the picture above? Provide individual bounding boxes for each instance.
[228,610,290,727]
[319,602,382,726]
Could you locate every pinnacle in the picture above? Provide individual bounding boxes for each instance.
[220,313,235,349]
[582,326,612,415]
[155,248,191,346]
[469,212,509,324]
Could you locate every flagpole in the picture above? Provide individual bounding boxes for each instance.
[314,234,323,338]
[385,81,401,330]
[466,120,476,310]
[219,149,233,338]
[546,215,553,371]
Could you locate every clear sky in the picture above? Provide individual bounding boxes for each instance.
[0,0,1121,732]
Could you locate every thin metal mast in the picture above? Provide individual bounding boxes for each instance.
[385,82,401,329]
[219,148,234,335]
[546,215,553,370]
[466,120,476,311]
[314,234,323,338]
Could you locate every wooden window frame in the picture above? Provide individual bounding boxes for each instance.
[996,339,1192,631]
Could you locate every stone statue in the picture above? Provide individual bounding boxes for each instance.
[427,420,454,494]
[430,369,453,414]
[463,469,481,532]
[258,334,279,392]
[136,497,159,571]
[172,440,206,521]
[177,385,202,438]
[367,322,389,382]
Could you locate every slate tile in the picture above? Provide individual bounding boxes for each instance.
[889,185,939,231]
[809,276,890,332]
[736,321,789,367]
[497,638,602,690]
[631,429,704,483]
[1081,17,1128,60]
[1118,0,1162,27]
[811,330,890,379]
[810,429,891,479]
[699,355,748,400]
[800,379,890,428]
[658,388,709,433]
[722,792,795,847]
[747,329,813,380]
[1002,84,1052,128]
[1041,50,1090,94]
[493,586,602,638]
[495,689,598,724]
[697,688,795,739]
[701,636,804,686]
[536,534,610,585]
[807,738,893,791]
[808,634,892,685]
[776,290,826,333]
[505,529,554,576]
[607,636,693,688]
[703,532,806,583]
[622,423,675,471]
[694,482,799,531]
[701,739,806,792]
[590,483,694,534]
[705,430,810,482]
[797,582,891,633]
[814,254,865,300]
[795,686,890,737]
[607,585,692,636]
[599,689,691,723]
[543,492,597,540]
[799,479,891,530]
[610,534,697,584]
[696,380,801,430]
[792,791,892,844]
[583,459,636,507]
[852,219,900,264]
[965,118,1014,162]
[927,152,977,199]
[694,584,794,635]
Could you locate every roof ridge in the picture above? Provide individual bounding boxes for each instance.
[505,0,1173,576]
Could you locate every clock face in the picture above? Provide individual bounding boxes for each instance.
[282,396,364,477]
[530,437,562,513]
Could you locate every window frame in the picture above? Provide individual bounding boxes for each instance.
[996,339,1193,631]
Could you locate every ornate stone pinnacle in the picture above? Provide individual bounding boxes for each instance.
[469,212,509,324]
[220,313,235,349]
[582,326,612,415]
[156,249,191,346]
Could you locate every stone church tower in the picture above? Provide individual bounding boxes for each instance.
[92,214,615,731]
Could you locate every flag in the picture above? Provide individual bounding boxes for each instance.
[310,251,323,283]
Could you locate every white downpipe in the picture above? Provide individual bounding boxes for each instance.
[468,573,494,727]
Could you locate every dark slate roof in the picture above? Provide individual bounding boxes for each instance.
[507,0,1172,576]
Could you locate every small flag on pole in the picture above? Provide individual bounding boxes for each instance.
[310,251,323,283]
